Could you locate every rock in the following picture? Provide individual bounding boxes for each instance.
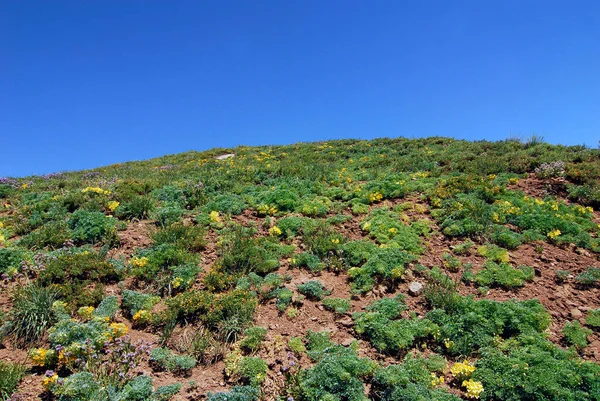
[337,317,354,327]
[571,308,583,319]
[341,338,356,347]
[408,281,424,296]
[216,153,235,160]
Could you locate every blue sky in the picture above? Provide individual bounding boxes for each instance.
[2,1,599,177]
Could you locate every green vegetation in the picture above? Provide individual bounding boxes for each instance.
[1,137,600,400]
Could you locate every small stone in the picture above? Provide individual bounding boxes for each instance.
[337,317,354,327]
[317,305,324,311]
[311,317,318,321]
[571,308,583,319]
[341,338,356,347]
[408,281,424,296]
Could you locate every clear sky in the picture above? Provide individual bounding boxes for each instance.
[2,1,599,177]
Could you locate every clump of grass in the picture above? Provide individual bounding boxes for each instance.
[0,284,59,345]
[0,361,27,400]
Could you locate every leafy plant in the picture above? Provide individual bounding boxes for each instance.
[562,321,592,351]
[297,281,331,301]
[0,361,26,401]
[322,297,351,315]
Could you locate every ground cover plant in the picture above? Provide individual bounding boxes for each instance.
[1,136,600,400]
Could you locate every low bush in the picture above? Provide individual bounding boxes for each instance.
[474,334,600,401]
[473,262,534,289]
[67,210,118,245]
[0,361,26,400]
[298,345,377,401]
[322,297,351,315]
[562,321,592,351]
[297,281,331,301]
[150,347,197,376]
[239,327,267,354]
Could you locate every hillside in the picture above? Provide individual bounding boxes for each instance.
[1,136,600,401]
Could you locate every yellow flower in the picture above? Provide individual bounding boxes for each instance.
[0,233,4,244]
[107,201,120,212]
[444,338,455,349]
[508,177,519,184]
[82,186,110,195]
[209,210,221,223]
[30,348,49,367]
[430,373,444,387]
[462,379,484,399]
[388,227,398,235]
[331,238,340,244]
[488,174,496,180]
[451,360,476,380]
[0,221,3,228]
[547,229,561,239]
[269,226,282,236]
[109,322,128,338]
[78,306,95,319]
[368,192,383,203]
[130,256,148,268]
[132,309,152,323]
[42,374,59,389]
[172,277,184,288]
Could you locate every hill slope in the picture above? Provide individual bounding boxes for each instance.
[1,136,600,401]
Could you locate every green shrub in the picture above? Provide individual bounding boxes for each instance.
[219,226,279,276]
[361,208,424,253]
[238,357,268,387]
[40,250,120,308]
[290,252,323,272]
[562,321,592,351]
[274,287,294,312]
[474,262,534,289]
[122,290,160,316]
[150,347,197,376]
[322,298,351,315]
[153,206,184,227]
[115,196,154,220]
[151,223,205,252]
[575,267,600,287]
[299,345,376,401]
[474,334,600,401]
[427,297,551,355]
[205,193,247,215]
[207,386,259,401]
[353,302,437,354]
[586,309,600,329]
[297,281,331,301]
[302,222,345,258]
[372,354,460,401]
[68,210,118,245]
[288,336,307,355]
[0,361,26,400]
[0,284,59,345]
[451,240,474,255]
[0,248,29,274]
[276,216,310,238]
[18,220,71,250]
[348,247,415,293]
[489,225,522,250]
[239,327,267,354]
[93,296,119,319]
[341,240,378,267]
